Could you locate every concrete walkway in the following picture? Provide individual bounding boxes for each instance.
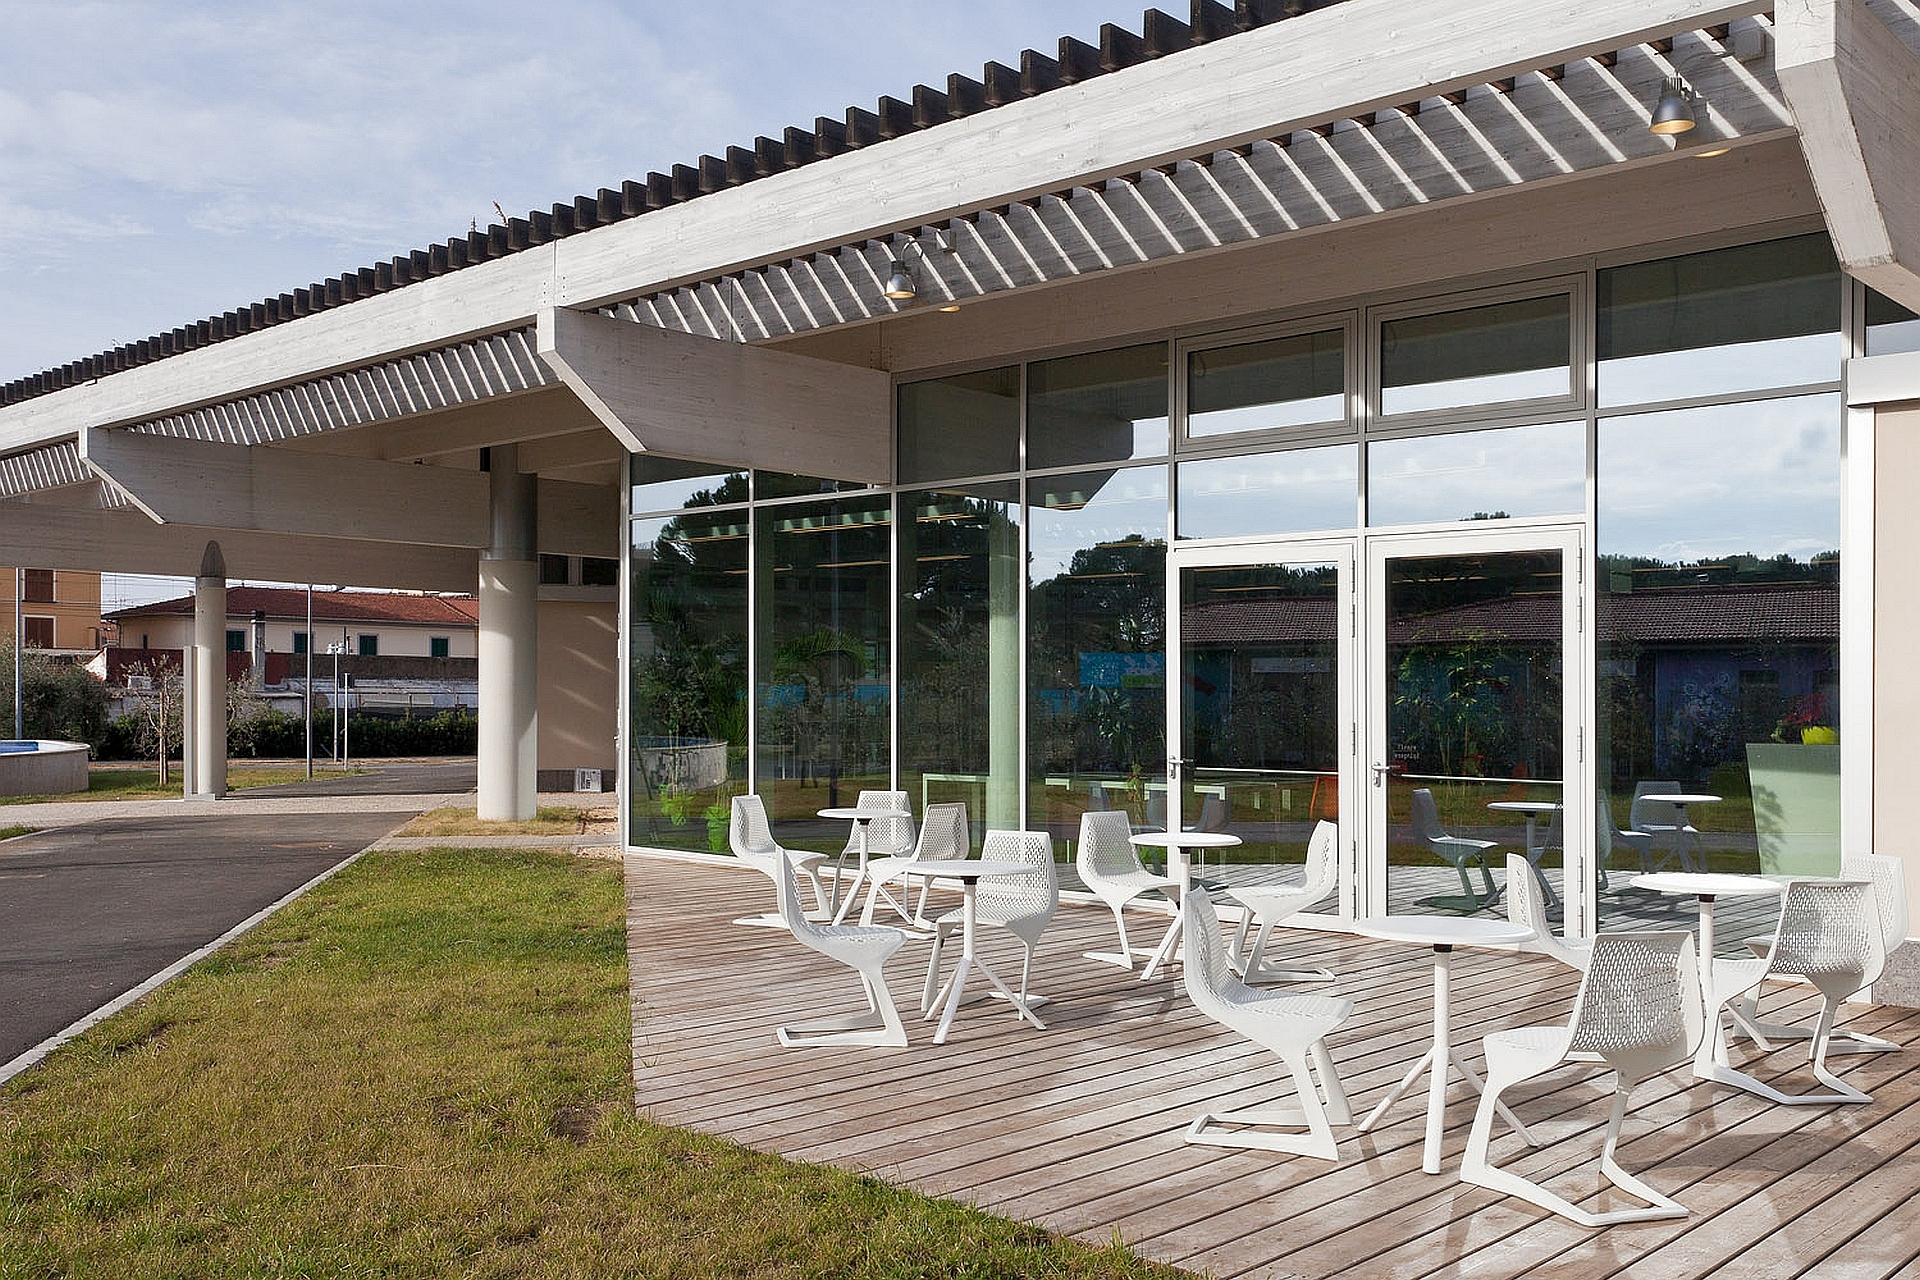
[0,758,611,1072]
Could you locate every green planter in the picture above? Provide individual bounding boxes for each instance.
[1746,742,1841,877]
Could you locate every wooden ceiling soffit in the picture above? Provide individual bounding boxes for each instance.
[79,428,490,548]
[611,21,1793,343]
[536,306,891,483]
[0,502,479,592]
[1777,0,1920,312]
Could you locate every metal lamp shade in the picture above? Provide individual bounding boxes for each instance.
[1650,76,1697,135]
[883,260,916,300]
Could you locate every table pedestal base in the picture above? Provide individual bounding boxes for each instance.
[920,889,1047,1044]
[1355,948,1537,1174]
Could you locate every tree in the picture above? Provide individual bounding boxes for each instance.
[123,658,184,784]
[1,643,111,748]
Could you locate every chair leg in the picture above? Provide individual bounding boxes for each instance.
[1185,1044,1341,1161]
[1084,900,1144,970]
[1809,1000,1874,1103]
[776,965,910,1049]
[1460,1063,1658,1228]
[1310,1039,1352,1125]
[1240,918,1336,984]
[1706,997,1873,1105]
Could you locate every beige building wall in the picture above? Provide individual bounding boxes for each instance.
[0,569,104,651]
[537,599,618,774]
[1875,402,1920,938]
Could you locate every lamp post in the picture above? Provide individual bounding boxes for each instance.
[304,584,314,779]
[327,641,342,762]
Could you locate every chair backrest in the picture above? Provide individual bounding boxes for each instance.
[846,789,914,857]
[914,801,969,863]
[1410,788,1444,841]
[1504,853,1584,970]
[1075,810,1145,887]
[1198,794,1230,833]
[977,830,1058,927]
[1595,790,1621,859]
[1179,887,1247,1022]
[1630,781,1680,831]
[774,850,826,947]
[1087,783,1112,812]
[1145,788,1167,831]
[1299,820,1338,906]
[730,794,778,872]
[1768,878,1884,998]
[1565,931,1702,1076]
[1843,854,1910,956]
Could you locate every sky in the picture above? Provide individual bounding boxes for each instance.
[1,1,1141,609]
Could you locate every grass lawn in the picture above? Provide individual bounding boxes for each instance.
[395,805,606,838]
[0,764,360,805]
[0,847,1176,1279]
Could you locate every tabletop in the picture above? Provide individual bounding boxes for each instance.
[1632,871,1785,899]
[1487,801,1560,815]
[1128,830,1243,849]
[1654,793,1721,807]
[896,859,1028,880]
[1355,914,1534,948]
[817,807,911,822]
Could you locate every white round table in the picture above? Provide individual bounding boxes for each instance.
[1630,871,1785,1078]
[818,806,910,925]
[1354,914,1535,1175]
[897,860,1047,1044]
[1128,830,1243,981]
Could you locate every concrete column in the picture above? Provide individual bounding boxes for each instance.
[478,445,538,821]
[190,541,227,799]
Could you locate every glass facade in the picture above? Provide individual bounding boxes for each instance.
[625,231,1854,943]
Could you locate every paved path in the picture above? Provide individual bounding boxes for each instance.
[0,760,477,1066]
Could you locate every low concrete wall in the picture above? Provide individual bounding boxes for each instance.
[0,740,89,797]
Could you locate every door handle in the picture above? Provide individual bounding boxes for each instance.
[1370,762,1392,789]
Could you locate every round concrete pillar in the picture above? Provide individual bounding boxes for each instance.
[478,447,538,821]
[191,542,227,798]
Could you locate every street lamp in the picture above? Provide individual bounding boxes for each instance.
[326,641,343,762]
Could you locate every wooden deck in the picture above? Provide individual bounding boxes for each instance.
[626,855,1920,1280]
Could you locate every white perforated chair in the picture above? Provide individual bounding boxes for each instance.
[771,852,909,1049]
[1461,931,1704,1227]
[859,801,968,925]
[1180,887,1353,1161]
[828,789,914,924]
[1736,854,1906,1055]
[729,794,830,928]
[1505,853,1592,972]
[1629,782,1689,873]
[1597,790,1653,884]
[1227,820,1339,983]
[1713,878,1884,1104]
[1410,787,1500,911]
[921,830,1058,1014]
[1075,810,1176,970]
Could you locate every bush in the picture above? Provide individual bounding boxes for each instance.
[1,646,113,750]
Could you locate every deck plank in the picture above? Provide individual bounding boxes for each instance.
[626,854,1920,1280]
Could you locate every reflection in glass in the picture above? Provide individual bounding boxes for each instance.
[754,471,874,501]
[630,456,748,514]
[628,512,749,853]
[1383,551,1565,918]
[1367,421,1583,527]
[755,493,893,849]
[1188,328,1345,438]
[1866,288,1920,357]
[1028,343,1169,469]
[1180,562,1341,884]
[1028,466,1168,853]
[1380,294,1571,416]
[1178,445,1357,539]
[1598,235,1841,407]
[899,482,1021,832]
[1597,395,1841,950]
[898,366,1020,483]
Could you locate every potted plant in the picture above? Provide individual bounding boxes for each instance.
[704,789,734,853]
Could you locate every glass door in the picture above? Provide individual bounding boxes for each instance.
[1167,539,1356,920]
[1365,526,1586,927]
